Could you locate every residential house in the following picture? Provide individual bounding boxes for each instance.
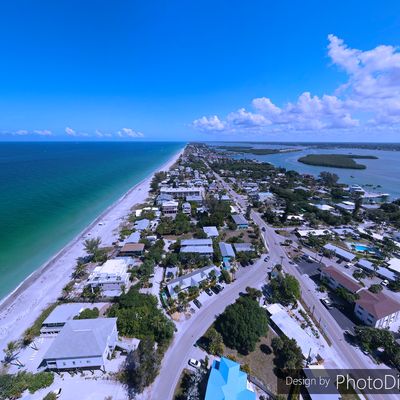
[182,202,191,215]
[203,226,219,238]
[186,194,203,204]
[156,193,173,206]
[41,303,104,334]
[233,243,254,253]
[42,318,118,371]
[134,219,150,231]
[231,214,249,229]
[87,258,131,292]
[166,265,220,298]
[219,242,235,264]
[162,200,179,217]
[119,243,145,257]
[205,357,256,400]
[180,238,214,256]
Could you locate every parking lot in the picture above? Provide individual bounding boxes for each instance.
[295,258,323,277]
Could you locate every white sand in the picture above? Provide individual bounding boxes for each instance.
[0,148,184,352]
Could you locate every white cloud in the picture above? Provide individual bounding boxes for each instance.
[192,115,226,132]
[33,129,52,136]
[65,127,77,136]
[192,34,400,135]
[116,128,144,138]
[14,129,29,135]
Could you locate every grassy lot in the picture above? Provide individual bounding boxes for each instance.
[222,329,279,393]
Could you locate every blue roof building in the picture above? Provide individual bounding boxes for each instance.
[205,357,256,400]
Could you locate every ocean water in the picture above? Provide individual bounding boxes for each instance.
[0,142,183,300]
[211,143,400,199]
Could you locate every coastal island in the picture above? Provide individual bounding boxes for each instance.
[298,153,378,169]
[217,145,299,155]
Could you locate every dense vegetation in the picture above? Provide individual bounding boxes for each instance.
[108,287,174,346]
[269,274,301,306]
[0,372,54,399]
[355,327,400,368]
[215,295,268,354]
[74,307,99,319]
[298,154,377,169]
[217,146,292,155]
[271,336,304,370]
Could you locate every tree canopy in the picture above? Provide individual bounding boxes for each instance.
[269,274,301,306]
[216,295,268,354]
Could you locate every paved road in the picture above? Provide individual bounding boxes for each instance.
[151,255,270,400]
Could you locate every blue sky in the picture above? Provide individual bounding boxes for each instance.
[1,1,400,141]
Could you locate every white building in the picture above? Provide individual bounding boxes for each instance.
[87,258,130,292]
[162,200,179,216]
[182,202,191,215]
[355,289,400,331]
[42,318,118,371]
[160,186,204,199]
[180,238,214,256]
[167,265,220,297]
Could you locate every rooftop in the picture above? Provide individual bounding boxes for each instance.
[231,214,248,226]
[321,266,362,293]
[356,289,400,319]
[219,242,235,258]
[205,357,255,400]
[43,318,117,360]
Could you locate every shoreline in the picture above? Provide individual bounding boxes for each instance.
[0,147,184,350]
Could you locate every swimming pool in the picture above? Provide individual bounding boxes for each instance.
[348,242,379,254]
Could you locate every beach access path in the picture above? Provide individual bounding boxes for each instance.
[0,149,183,352]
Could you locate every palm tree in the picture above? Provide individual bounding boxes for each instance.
[2,341,19,366]
[84,237,102,261]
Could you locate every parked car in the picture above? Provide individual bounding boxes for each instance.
[205,288,213,296]
[320,298,333,309]
[193,299,202,309]
[188,358,202,368]
[211,286,220,294]
[262,227,266,232]
[216,284,224,292]
[264,256,270,262]
[381,279,389,286]
[52,389,62,398]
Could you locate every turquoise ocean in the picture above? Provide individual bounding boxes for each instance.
[0,142,183,301]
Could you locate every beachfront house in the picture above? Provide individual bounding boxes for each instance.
[87,258,130,293]
[180,238,214,256]
[119,243,145,256]
[162,200,179,217]
[160,186,204,199]
[134,218,150,231]
[41,303,104,335]
[42,318,118,371]
[156,193,173,206]
[166,265,220,298]
[205,357,255,400]
[125,231,141,244]
[231,214,249,230]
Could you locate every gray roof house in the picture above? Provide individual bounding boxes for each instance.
[41,303,105,334]
[219,242,235,259]
[125,231,141,244]
[203,226,219,238]
[42,318,118,371]
[323,244,355,261]
[180,239,214,256]
[134,219,150,231]
[167,265,221,297]
[231,214,249,229]
[233,243,254,253]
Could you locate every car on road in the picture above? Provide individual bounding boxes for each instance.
[205,288,213,296]
[289,260,295,265]
[193,299,202,309]
[381,279,389,286]
[52,389,62,398]
[264,255,270,262]
[188,358,202,369]
[262,227,266,232]
[320,298,333,309]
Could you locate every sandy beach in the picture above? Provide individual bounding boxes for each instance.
[0,148,184,352]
